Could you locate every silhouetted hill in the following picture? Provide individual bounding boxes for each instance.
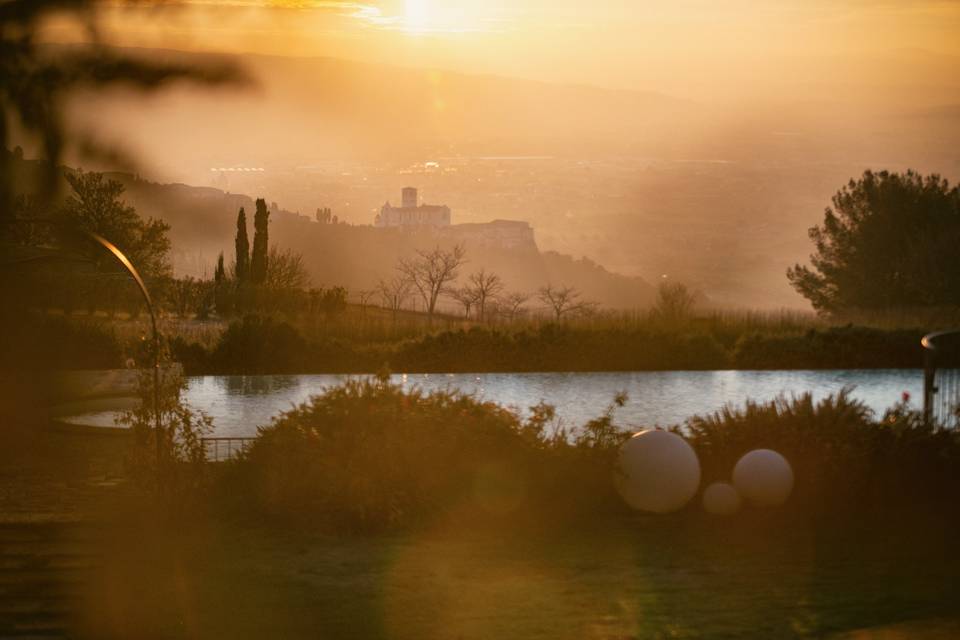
[6,154,655,308]
[111,173,656,309]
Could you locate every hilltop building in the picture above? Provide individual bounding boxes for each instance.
[374,187,450,228]
[444,220,535,251]
[372,187,537,251]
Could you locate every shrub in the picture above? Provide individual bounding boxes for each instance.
[118,363,213,512]
[226,376,537,530]
[681,391,960,520]
[733,326,922,369]
[0,313,123,371]
[210,315,311,373]
[222,376,629,531]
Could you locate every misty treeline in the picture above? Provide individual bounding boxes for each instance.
[382,244,606,324]
[1,157,680,331]
[213,220,610,325]
[165,311,939,377]
[0,165,343,321]
[209,199,347,318]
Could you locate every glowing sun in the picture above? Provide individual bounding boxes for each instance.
[403,0,431,32]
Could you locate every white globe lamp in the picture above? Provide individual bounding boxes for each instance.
[616,429,701,514]
[702,481,742,516]
[732,449,794,507]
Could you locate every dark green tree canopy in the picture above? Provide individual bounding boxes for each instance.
[58,170,170,279]
[788,170,960,313]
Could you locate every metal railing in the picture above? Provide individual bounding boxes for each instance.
[922,330,960,428]
[201,437,256,461]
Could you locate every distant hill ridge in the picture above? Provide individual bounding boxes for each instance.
[107,172,656,309]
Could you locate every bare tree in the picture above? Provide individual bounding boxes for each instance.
[168,276,198,318]
[378,277,412,322]
[397,245,467,322]
[501,291,530,322]
[466,269,504,322]
[537,284,595,321]
[356,289,377,314]
[448,286,480,319]
[652,281,697,322]
[265,246,310,290]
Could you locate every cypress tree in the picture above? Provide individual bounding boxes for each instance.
[235,207,250,283]
[214,252,225,283]
[251,197,270,284]
[214,251,229,315]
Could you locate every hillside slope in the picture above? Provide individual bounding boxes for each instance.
[114,174,656,309]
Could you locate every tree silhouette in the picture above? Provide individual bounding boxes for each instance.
[788,170,960,313]
[652,281,697,323]
[397,245,466,322]
[58,170,170,279]
[466,268,504,322]
[250,198,270,284]
[378,277,412,322]
[501,291,530,321]
[215,253,226,284]
[234,207,250,283]
[449,286,480,319]
[214,252,230,315]
[537,284,594,321]
[356,289,377,313]
[265,246,309,291]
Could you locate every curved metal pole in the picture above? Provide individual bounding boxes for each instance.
[84,231,163,470]
[2,220,164,469]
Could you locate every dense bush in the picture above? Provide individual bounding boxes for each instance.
[683,391,960,519]
[392,325,730,372]
[0,313,123,371]
[210,315,310,373]
[220,376,628,531]
[170,318,932,375]
[220,377,960,533]
[733,326,923,369]
[119,365,213,512]
[176,315,364,374]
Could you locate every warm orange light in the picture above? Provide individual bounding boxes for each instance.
[403,0,430,33]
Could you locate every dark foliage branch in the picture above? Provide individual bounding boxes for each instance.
[0,0,247,208]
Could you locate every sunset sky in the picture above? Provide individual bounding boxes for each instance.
[44,1,960,99]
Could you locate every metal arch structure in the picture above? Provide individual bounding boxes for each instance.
[1,221,164,465]
[922,330,960,428]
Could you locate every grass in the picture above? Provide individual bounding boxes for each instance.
[30,303,960,375]
[7,388,960,638]
[70,505,960,639]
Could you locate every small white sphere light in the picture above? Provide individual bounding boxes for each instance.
[702,482,742,516]
[616,429,701,514]
[732,449,794,507]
